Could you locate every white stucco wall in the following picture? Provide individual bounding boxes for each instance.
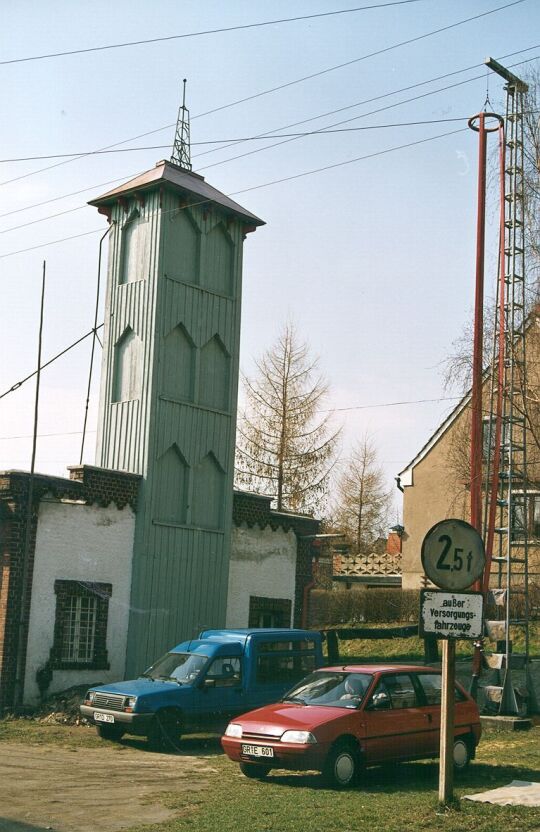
[226,523,297,627]
[23,499,135,704]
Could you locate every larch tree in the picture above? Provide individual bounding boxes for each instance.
[235,323,340,514]
[334,435,392,552]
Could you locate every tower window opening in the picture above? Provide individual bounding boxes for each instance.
[119,210,149,285]
[112,327,141,402]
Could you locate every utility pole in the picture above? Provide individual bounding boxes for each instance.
[13,261,46,707]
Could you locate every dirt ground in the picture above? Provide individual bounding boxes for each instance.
[0,739,219,832]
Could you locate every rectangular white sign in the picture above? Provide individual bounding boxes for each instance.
[420,590,483,640]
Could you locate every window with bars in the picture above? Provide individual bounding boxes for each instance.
[51,580,111,670]
[61,595,97,663]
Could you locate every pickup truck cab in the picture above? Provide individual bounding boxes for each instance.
[80,628,323,750]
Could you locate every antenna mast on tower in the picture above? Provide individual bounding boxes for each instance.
[171,79,192,170]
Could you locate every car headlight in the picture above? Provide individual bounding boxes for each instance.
[281,730,317,744]
[225,723,243,738]
[126,696,137,710]
[86,691,96,704]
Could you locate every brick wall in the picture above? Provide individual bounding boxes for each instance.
[68,465,140,511]
[232,490,319,627]
[0,466,140,712]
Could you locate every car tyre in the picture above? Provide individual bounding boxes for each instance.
[239,762,271,779]
[148,708,183,752]
[322,741,361,789]
[96,724,126,742]
[453,737,472,771]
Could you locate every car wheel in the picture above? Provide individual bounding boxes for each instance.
[239,762,271,779]
[453,737,471,771]
[148,709,182,752]
[96,724,126,742]
[322,741,361,789]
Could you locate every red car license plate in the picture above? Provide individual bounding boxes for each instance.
[241,744,274,758]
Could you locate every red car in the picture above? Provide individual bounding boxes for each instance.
[221,664,481,788]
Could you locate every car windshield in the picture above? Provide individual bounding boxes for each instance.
[142,652,208,683]
[282,671,373,708]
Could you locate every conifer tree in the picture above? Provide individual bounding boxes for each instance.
[235,323,340,514]
[334,435,391,552]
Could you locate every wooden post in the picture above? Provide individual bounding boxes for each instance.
[326,630,340,664]
[439,639,456,805]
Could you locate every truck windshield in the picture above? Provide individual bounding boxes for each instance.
[282,671,373,708]
[143,652,208,683]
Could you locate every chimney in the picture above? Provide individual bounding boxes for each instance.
[386,524,404,555]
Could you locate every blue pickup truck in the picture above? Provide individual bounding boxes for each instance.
[80,628,324,750]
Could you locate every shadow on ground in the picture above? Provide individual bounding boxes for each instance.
[0,820,54,832]
[264,760,540,793]
[119,733,223,757]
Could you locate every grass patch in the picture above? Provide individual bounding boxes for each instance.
[123,728,540,832]
[324,622,540,664]
[0,717,111,748]
[1,716,539,831]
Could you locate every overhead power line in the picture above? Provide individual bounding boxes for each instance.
[0,118,470,164]
[0,1,426,65]
[0,228,104,260]
[1,40,538,256]
[326,396,461,413]
[1,42,538,227]
[230,127,464,196]
[0,395,463,439]
[0,1,527,189]
[0,126,467,260]
[0,325,104,401]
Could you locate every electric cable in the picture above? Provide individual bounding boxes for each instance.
[0,118,484,236]
[0,324,104,401]
[0,1,526,189]
[0,394,464,436]
[0,1,427,65]
[0,117,472,164]
[1,43,538,228]
[0,126,467,259]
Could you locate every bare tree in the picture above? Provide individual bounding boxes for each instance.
[235,323,341,514]
[333,435,391,552]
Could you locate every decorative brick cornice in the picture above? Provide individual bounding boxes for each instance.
[68,465,141,511]
[0,471,83,504]
[232,490,319,537]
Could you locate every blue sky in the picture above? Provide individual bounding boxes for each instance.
[1,0,538,518]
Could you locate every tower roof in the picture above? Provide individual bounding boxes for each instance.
[88,160,265,226]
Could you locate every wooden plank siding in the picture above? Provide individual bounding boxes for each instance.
[95,184,247,675]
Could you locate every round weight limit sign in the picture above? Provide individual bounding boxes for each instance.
[421,519,485,591]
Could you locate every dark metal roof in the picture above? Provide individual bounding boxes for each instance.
[88,160,265,226]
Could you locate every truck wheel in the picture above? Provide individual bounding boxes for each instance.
[322,740,361,789]
[453,737,472,771]
[148,709,182,752]
[96,724,125,742]
[239,762,271,779]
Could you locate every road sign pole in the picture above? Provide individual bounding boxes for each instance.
[438,639,456,805]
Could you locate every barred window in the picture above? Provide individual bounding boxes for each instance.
[61,595,97,663]
[51,580,111,671]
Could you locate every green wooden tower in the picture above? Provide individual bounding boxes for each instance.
[89,146,264,674]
